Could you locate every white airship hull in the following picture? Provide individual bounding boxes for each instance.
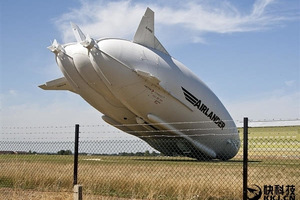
[40,8,240,160]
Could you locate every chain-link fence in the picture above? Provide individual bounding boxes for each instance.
[0,121,299,199]
[243,124,299,200]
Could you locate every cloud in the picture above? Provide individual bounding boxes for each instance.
[54,0,145,42]
[53,0,297,43]
[1,101,99,127]
[156,0,279,33]
[8,90,17,96]
[285,80,296,87]
[227,91,300,122]
[0,89,101,127]
[0,100,138,143]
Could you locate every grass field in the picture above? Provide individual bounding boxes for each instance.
[0,126,299,199]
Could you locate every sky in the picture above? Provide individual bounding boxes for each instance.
[0,0,300,129]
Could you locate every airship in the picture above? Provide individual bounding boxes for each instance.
[40,8,240,160]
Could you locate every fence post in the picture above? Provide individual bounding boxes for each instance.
[73,124,79,185]
[243,117,248,200]
[74,184,83,200]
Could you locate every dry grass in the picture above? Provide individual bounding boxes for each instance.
[0,155,244,199]
[0,188,73,200]
[1,154,299,199]
[78,158,243,199]
[0,188,140,200]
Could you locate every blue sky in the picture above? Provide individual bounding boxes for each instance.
[0,0,299,128]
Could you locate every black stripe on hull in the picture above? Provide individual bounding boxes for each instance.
[182,87,198,105]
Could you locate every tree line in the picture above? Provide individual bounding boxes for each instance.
[56,149,161,156]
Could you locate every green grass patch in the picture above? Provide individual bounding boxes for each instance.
[238,126,299,138]
[0,177,14,188]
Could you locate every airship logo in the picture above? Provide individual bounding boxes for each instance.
[182,87,226,130]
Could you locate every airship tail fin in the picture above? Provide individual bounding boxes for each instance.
[39,77,77,93]
[134,7,169,55]
[71,22,86,42]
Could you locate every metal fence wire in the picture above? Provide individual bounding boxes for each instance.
[0,120,299,200]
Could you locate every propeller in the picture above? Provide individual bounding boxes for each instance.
[47,39,65,54]
[81,34,98,49]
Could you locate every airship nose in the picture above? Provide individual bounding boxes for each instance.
[69,23,138,88]
[47,39,98,91]
[63,44,112,95]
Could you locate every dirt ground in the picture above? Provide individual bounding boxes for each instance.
[0,188,140,200]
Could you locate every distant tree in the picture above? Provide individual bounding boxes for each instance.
[65,150,72,155]
[28,150,38,154]
[136,152,144,156]
[151,151,160,156]
[57,150,72,155]
[117,151,162,157]
[144,150,150,156]
[58,150,65,155]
